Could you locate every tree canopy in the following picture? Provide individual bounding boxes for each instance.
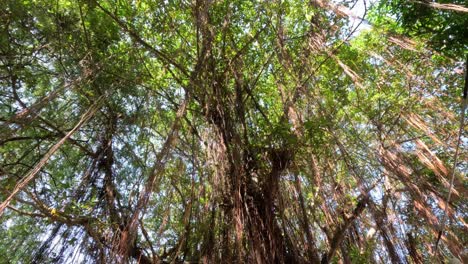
[0,0,466,263]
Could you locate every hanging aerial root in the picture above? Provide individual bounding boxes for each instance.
[112,95,189,263]
[411,1,468,13]
[403,113,443,146]
[331,53,364,89]
[0,98,102,217]
[388,36,418,52]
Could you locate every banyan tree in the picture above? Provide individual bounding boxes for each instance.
[0,0,466,263]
